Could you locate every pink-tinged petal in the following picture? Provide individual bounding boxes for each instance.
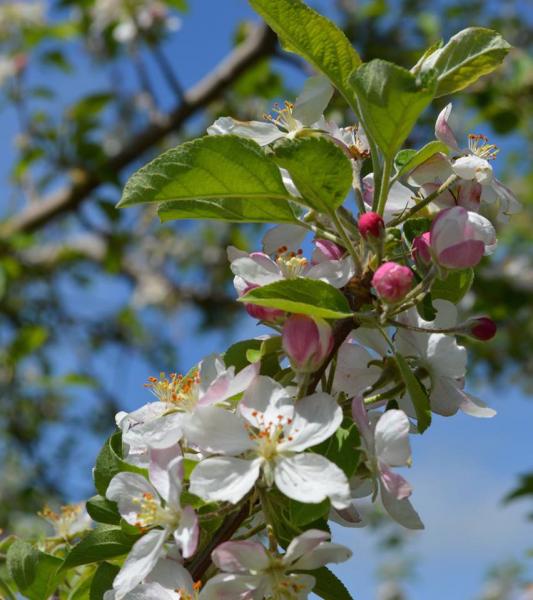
[456,180,482,211]
[199,360,259,407]
[313,239,345,262]
[407,152,453,186]
[437,239,485,269]
[148,447,182,503]
[467,211,497,254]
[212,541,270,573]
[293,74,333,126]
[166,456,185,511]
[362,173,375,207]
[113,529,167,599]
[207,117,283,146]
[383,181,416,222]
[146,558,193,593]
[274,453,350,509]
[173,506,199,558]
[200,573,266,600]
[283,529,330,565]
[290,542,352,570]
[330,504,365,527]
[431,206,468,252]
[106,472,159,526]
[435,103,461,151]
[459,392,496,418]
[379,464,412,500]
[230,256,281,287]
[183,407,253,455]
[334,344,380,399]
[189,457,263,504]
[380,481,424,530]
[421,182,456,209]
[262,224,308,255]
[239,376,294,430]
[374,409,412,467]
[279,392,342,452]
[350,396,373,450]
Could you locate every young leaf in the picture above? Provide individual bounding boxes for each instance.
[394,353,431,433]
[350,60,437,160]
[431,269,474,303]
[7,541,63,600]
[273,137,353,212]
[86,495,121,525]
[158,196,299,224]
[288,498,330,527]
[240,279,353,319]
[394,140,449,178]
[89,562,120,600]
[62,526,140,569]
[310,566,354,600]
[117,136,293,208]
[417,28,511,97]
[248,0,361,107]
[402,217,432,244]
[93,431,147,496]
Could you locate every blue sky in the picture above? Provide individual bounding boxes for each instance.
[1,1,532,598]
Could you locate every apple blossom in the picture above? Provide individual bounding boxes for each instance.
[201,530,352,600]
[372,262,414,303]
[350,398,424,530]
[412,231,432,267]
[282,314,333,372]
[39,503,92,539]
[185,376,351,508]
[106,447,199,599]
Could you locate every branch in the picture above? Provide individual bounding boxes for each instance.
[1,23,277,237]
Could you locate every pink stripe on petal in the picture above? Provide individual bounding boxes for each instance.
[438,240,485,269]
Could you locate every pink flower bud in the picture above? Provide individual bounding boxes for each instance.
[430,206,495,270]
[465,317,497,341]
[282,314,333,372]
[358,211,384,239]
[313,238,344,261]
[372,262,413,303]
[412,232,432,265]
[242,284,285,323]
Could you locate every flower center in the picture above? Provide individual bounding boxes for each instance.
[264,101,301,135]
[275,247,308,279]
[265,560,308,599]
[145,370,200,412]
[468,134,499,160]
[246,411,295,461]
[132,492,180,530]
[39,503,85,538]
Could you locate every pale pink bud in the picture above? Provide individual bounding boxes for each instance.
[313,238,344,261]
[430,206,493,270]
[412,232,431,265]
[242,284,285,323]
[464,317,497,341]
[282,314,333,372]
[357,211,384,239]
[372,262,413,303]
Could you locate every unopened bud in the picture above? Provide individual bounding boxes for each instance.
[313,238,344,261]
[282,314,333,372]
[412,232,432,265]
[358,212,384,239]
[464,316,497,341]
[372,262,413,303]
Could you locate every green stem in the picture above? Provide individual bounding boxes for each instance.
[298,219,344,246]
[375,157,393,216]
[388,174,458,226]
[328,208,362,273]
[364,383,405,406]
[368,138,383,208]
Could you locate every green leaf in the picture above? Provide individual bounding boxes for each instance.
[310,566,354,600]
[403,217,432,244]
[273,137,353,212]
[62,527,140,570]
[504,474,533,504]
[248,0,361,107]
[431,269,474,303]
[224,337,281,378]
[67,566,96,600]
[89,562,120,600]
[418,28,511,97]
[288,498,330,527]
[158,197,299,224]
[7,542,63,600]
[312,419,362,478]
[118,136,293,209]
[86,496,121,525]
[93,432,147,496]
[240,279,353,319]
[394,353,431,433]
[394,140,449,178]
[350,60,437,159]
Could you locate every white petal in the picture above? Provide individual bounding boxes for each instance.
[293,75,333,126]
[183,407,253,455]
[333,343,380,397]
[146,558,193,593]
[125,413,184,451]
[173,506,199,558]
[240,376,294,430]
[351,327,389,357]
[280,392,342,452]
[467,211,497,254]
[199,353,225,395]
[283,529,330,565]
[230,256,281,286]
[207,116,283,145]
[456,389,496,418]
[426,334,467,378]
[274,454,350,509]
[304,257,355,288]
[453,155,493,184]
[262,224,308,255]
[407,152,453,186]
[428,376,462,416]
[383,181,416,222]
[149,447,182,503]
[200,361,259,407]
[189,457,262,504]
[290,541,352,570]
[114,583,178,600]
[106,472,159,526]
[212,540,270,573]
[374,410,411,467]
[113,529,167,599]
[380,480,424,530]
[200,573,267,600]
